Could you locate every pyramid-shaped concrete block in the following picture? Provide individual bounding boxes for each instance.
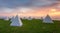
[43,15,54,23]
[10,15,23,26]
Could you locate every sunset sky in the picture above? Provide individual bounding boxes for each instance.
[0,0,60,20]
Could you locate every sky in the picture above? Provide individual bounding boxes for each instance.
[0,0,60,20]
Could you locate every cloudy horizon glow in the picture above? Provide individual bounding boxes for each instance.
[0,0,60,20]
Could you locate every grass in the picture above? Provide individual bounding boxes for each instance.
[0,19,60,33]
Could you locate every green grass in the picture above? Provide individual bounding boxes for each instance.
[0,19,60,33]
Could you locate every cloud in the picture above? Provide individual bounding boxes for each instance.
[0,7,14,13]
[0,7,35,13]
[31,0,59,7]
[0,0,59,8]
[56,5,60,9]
[0,0,59,13]
[0,0,32,8]
[13,7,35,13]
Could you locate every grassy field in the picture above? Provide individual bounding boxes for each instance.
[0,19,60,33]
